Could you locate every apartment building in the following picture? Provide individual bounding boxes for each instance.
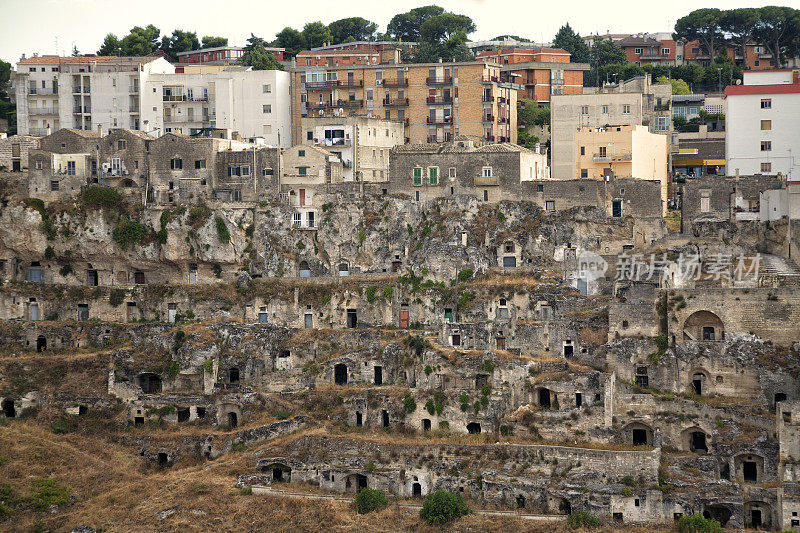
[298,116,404,183]
[13,54,174,136]
[573,125,668,213]
[388,137,549,203]
[551,74,672,179]
[725,70,800,179]
[175,46,286,70]
[142,68,290,146]
[475,47,588,103]
[295,46,401,68]
[290,61,517,146]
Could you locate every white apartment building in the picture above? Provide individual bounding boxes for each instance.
[299,116,404,182]
[142,68,290,147]
[13,55,174,136]
[725,69,800,178]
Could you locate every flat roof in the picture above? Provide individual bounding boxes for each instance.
[724,84,800,97]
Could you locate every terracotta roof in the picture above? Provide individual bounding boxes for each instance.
[296,48,379,57]
[392,142,531,154]
[724,83,800,97]
[617,36,662,47]
[18,55,117,64]
[474,143,531,153]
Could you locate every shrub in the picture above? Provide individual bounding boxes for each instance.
[215,216,231,244]
[275,409,292,420]
[425,399,436,415]
[59,264,72,277]
[354,487,388,514]
[382,286,393,300]
[567,511,600,529]
[458,291,475,308]
[213,263,222,278]
[420,490,470,525]
[457,268,474,283]
[403,335,430,356]
[403,392,416,414]
[238,486,252,495]
[30,478,70,509]
[44,246,55,260]
[187,204,211,228]
[677,513,722,533]
[113,216,149,250]
[51,417,76,434]
[109,289,126,307]
[365,286,378,304]
[81,185,120,209]
[0,484,17,518]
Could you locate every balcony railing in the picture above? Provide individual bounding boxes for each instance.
[315,138,351,147]
[474,175,499,186]
[29,127,50,135]
[427,134,453,143]
[31,107,57,115]
[383,98,409,107]
[307,99,364,110]
[72,106,91,114]
[382,79,408,87]
[29,87,58,95]
[426,116,452,124]
[426,96,453,104]
[483,95,495,102]
[163,95,186,102]
[483,114,495,122]
[129,85,140,93]
[305,79,363,89]
[72,86,82,94]
[593,153,632,162]
[426,76,453,85]
[129,105,140,113]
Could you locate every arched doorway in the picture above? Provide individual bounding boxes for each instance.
[228,411,238,429]
[703,505,731,527]
[1,399,15,418]
[682,310,724,342]
[334,364,347,385]
[466,422,481,434]
[298,260,311,277]
[36,335,47,352]
[624,422,654,446]
[137,373,162,393]
[412,482,422,497]
[691,371,708,395]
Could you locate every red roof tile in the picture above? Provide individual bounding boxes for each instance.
[724,83,800,97]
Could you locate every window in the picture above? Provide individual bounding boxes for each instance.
[761,99,772,109]
[580,105,589,115]
[761,162,772,173]
[66,161,76,175]
[298,166,307,176]
[195,159,206,169]
[761,141,772,152]
[662,48,670,55]
[634,48,643,54]
[761,120,771,130]
[298,149,305,157]
[580,146,585,156]
[170,157,182,170]
[580,169,588,178]
[545,200,555,211]
[536,183,544,192]
[413,167,422,186]
[293,213,302,226]
[50,180,60,191]
[306,131,313,141]
[263,84,271,93]
[227,165,250,176]
[602,105,609,114]
[428,167,438,185]
[117,140,127,150]
[700,197,710,212]
[449,167,456,179]
[262,104,271,113]
[622,104,631,114]
[263,168,274,176]
[35,161,43,170]
[482,167,493,177]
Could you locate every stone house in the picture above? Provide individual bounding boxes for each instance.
[281,145,343,230]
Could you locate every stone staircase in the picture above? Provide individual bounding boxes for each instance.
[760,254,800,278]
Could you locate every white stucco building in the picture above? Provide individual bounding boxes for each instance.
[725,69,800,179]
[142,68,290,147]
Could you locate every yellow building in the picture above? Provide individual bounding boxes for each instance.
[574,124,668,213]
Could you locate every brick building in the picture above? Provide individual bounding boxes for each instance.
[290,60,518,146]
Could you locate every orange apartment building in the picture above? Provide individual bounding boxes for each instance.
[290,60,518,146]
[477,47,588,103]
[619,35,778,70]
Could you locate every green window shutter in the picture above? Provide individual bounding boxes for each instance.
[429,167,438,185]
[413,168,422,185]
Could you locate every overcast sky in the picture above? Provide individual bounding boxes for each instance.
[1,0,795,64]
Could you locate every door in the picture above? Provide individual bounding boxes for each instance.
[374,366,382,385]
[29,302,39,321]
[168,303,177,323]
[503,256,517,268]
[612,200,622,218]
[304,313,313,328]
[347,309,357,328]
[444,308,453,323]
[400,309,409,328]
[496,336,505,350]
[87,270,98,286]
[258,312,268,323]
[299,188,306,206]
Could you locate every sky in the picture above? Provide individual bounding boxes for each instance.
[1,0,797,64]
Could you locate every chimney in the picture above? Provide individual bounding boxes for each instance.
[46,124,52,136]
[97,124,103,137]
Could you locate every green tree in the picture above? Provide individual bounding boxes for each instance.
[71,45,80,57]
[673,8,723,58]
[590,38,627,68]
[491,34,531,42]
[518,99,550,127]
[702,54,740,92]
[419,13,476,43]
[753,6,800,67]
[301,21,332,49]
[160,29,200,61]
[354,488,388,514]
[719,8,760,65]
[97,33,122,56]
[387,5,446,42]
[328,17,378,44]
[656,76,691,95]
[201,36,228,49]
[412,31,474,63]
[273,27,306,56]
[241,33,284,71]
[120,25,161,56]
[0,59,15,135]
[553,23,590,63]
[420,490,470,526]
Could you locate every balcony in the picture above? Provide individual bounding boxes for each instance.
[426,76,453,85]
[383,98,409,107]
[593,153,632,162]
[163,95,186,102]
[483,114,495,122]
[485,135,496,142]
[307,99,364,110]
[129,85,140,94]
[474,175,499,186]
[29,127,51,136]
[483,95,495,102]
[426,116,452,124]
[30,107,57,115]
[482,76,500,83]
[315,138,351,147]
[305,79,363,89]
[129,105,140,113]
[498,96,507,104]
[427,134,453,143]
[72,86,83,94]
[29,87,58,95]
[426,96,453,104]
[72,106,91,114]
[383,79,408,87]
